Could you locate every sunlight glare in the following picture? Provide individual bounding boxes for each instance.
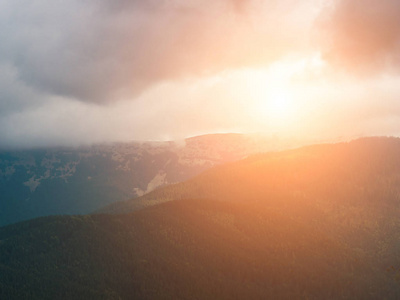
[267,88,293,120]
[243,69,297,130]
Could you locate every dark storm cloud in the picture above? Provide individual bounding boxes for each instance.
[0,0,264,106]
[318,0,400,74]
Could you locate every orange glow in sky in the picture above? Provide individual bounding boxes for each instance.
[2,0,400,148]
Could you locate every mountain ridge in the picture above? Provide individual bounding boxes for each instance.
[101,136,400,214]
[0,133,294,226]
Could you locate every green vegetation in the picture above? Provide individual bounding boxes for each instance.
[2,137,400,298]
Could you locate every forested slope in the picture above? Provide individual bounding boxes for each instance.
[2,137,400,299]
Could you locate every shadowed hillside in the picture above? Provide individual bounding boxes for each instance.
[2,137,400,298]
[2,198,399,299]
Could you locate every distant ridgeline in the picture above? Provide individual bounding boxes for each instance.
[0,133,283,226]
[102,136,400,215]
[2,137,400,299]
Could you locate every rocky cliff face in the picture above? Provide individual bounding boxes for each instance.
[0,133,294,226]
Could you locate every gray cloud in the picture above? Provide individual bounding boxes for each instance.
[0,62,46,115]
[8,0,397,149]
[0,0,301,107]
[317,0,400,74]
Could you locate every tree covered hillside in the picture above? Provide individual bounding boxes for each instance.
[2,198,399,299]
[2,137,400,299]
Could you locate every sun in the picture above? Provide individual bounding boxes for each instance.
[266,88,293,120]
[235,55,325,132]
[250,81,296,129]
[237,66,295,123]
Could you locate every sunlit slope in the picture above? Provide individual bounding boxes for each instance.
[103,137,400,216]
[1,198,397,299]
[101,137,400,271]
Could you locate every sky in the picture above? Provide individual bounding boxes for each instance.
[1,0,400,148]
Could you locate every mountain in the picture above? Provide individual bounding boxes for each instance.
[0,133,291,226]
[2,137,400,299]
[103,136,400,215]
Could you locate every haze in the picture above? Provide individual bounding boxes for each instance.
[1,0,400,148]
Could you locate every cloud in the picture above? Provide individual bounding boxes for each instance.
[8,0,400,149]
[0,0,325,148]
[0,0,309,106]
[0,63,45,115]
[317,0,400,74]
[2,64,400,149]
[0,77,253,148]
